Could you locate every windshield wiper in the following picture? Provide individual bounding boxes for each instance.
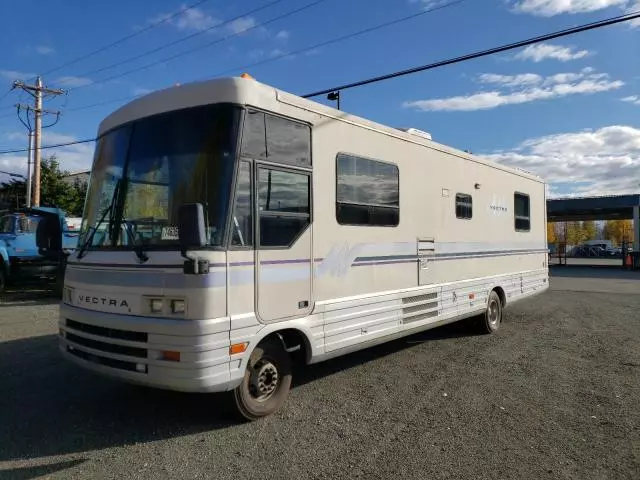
[120,216,149,263]
[76,179,121,259]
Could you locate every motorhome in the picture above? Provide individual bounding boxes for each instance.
[58,75,549,420]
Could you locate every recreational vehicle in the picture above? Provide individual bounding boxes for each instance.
[57,75,549,420]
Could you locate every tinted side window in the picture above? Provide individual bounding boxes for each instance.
[240,110,311,168]
[231,161,252,247]
[241,110,267,158]
[258,169,309,214]
[258,167,310,248]
[455,193,472,219]
[265,114,311,167]
[0,216,14,233]
[514,193,530,231]
[336,153,399,227]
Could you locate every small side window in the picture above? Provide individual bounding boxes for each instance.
[231,161,252,247]
[265,114,311,167]
[455,194,472,219]
[241,110,267,158]
[514,193,530,231]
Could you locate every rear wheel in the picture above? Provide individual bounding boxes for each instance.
[478,290,503,334]
[232,337,292,421]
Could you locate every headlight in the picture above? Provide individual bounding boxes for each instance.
[149,298,164,314]
[170,299,185,314]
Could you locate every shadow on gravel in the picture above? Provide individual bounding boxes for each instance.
[292,318,482,388]
[0,280,60,307]
[0,459,87,479]
[0,318,480,462]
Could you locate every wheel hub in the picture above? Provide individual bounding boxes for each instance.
[249,360,279,400]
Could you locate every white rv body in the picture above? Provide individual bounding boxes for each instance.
[59,77,548,403]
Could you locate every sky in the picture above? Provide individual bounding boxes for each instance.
[0,0,639,198]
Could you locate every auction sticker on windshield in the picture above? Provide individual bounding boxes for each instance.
[161,226,179,240]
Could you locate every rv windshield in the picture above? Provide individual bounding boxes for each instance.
[81,103,241,250]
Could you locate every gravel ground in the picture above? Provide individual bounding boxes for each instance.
[0,269,639,480]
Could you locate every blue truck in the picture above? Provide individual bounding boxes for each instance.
[0,207,80,293]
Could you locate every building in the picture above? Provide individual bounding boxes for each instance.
[62,169,90,186]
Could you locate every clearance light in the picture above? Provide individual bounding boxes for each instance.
[240,72,254,80]
[230,343,248,355]
[162,351,181,362]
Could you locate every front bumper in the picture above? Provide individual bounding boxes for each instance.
[59,304,245,393]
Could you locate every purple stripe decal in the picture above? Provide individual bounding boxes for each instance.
[353,259,418,267]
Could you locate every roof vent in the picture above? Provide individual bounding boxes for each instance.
[396,127,432,141]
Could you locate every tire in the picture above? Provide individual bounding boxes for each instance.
[478,290,503,334]
[232,337,292,421]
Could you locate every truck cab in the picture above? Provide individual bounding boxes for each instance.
[0,208,80,292]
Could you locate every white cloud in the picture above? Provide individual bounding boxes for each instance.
[627,1,640,26]
[0,69,35,81]
[226,17,257,35]
[36,45,55,55]
[150,5,219,32]
[478,73,543,87]
[403,68,623,111]
[0,132,94,183]
[484,125,640,196]
[54,75,93,88]
[515,43,591,62]
[510,0,627,16]
[276,30,290,40]
[621,95,640,104]
[410,0,450,9]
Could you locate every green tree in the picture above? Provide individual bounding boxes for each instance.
[39,155,87,216]
[0,155,87,216]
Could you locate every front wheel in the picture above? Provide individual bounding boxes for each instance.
[232,337,292,421]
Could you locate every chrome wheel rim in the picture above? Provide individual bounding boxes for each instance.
[488,299,500,327]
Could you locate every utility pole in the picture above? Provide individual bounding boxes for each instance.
[14,76,64,207]
[26,131,33,208]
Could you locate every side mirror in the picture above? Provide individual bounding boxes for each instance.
[178,203,206,251]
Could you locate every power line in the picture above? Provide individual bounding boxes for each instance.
[55,0,286,88]
[0,138,95,155]
[196,0,468,81]
[57,0,466,113]
[39,0,216,78]
[2,9,638,156]
[63,0,330,92]
[302,10,640,98]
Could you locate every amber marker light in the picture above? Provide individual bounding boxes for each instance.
[230,343,249,355]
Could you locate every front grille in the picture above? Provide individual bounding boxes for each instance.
[67,347,146,373]
[66,319,147,342]
[64,319,149,374]
[66,333,147,358]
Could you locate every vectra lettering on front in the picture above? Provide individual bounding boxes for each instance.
[78,295,129,308]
